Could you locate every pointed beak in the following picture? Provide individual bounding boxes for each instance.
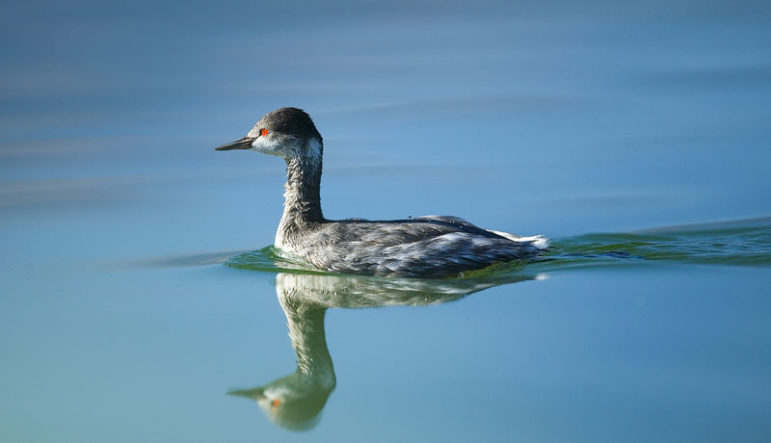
[215,136,255,151]
[227,387,265,399]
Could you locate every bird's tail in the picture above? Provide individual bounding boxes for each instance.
[489,230,550,250]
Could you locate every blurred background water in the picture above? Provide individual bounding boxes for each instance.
[1,1,770,441]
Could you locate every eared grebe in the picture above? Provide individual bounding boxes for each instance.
[216,107,547,278]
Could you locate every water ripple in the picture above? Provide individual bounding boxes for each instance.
[223,217,771,279]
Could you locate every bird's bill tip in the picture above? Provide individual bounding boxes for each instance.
[215,137,254,151]
[227,387,264,399]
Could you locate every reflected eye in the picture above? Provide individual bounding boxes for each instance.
[260,128,269,136]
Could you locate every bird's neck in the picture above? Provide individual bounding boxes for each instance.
[282,300,335,388]
[276,139,324,247]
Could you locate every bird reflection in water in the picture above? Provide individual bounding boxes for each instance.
[228,270,537,431]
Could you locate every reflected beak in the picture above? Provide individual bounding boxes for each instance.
[227,387,265,399]
[215,136,255,151]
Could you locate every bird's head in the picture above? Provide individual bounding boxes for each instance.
[215,107,323,162]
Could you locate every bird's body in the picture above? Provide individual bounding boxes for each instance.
[275,216,546,278]
[217,107,547,278]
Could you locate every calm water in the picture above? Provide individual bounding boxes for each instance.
[2,1,771,442]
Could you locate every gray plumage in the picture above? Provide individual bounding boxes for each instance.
[216,107,547,278]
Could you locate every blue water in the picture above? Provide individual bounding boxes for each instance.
[2,1,770,441]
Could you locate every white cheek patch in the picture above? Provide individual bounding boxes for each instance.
[251,136,282,155]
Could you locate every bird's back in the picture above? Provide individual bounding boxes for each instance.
[282,216,547,278]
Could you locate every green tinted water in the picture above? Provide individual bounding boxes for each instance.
[226,217,771,276]
[216,219,771,434]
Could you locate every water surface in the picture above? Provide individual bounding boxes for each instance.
[1,1,770,442]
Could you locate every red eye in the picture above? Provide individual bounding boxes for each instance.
[271,399,281,407]
[260,128,269,136]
